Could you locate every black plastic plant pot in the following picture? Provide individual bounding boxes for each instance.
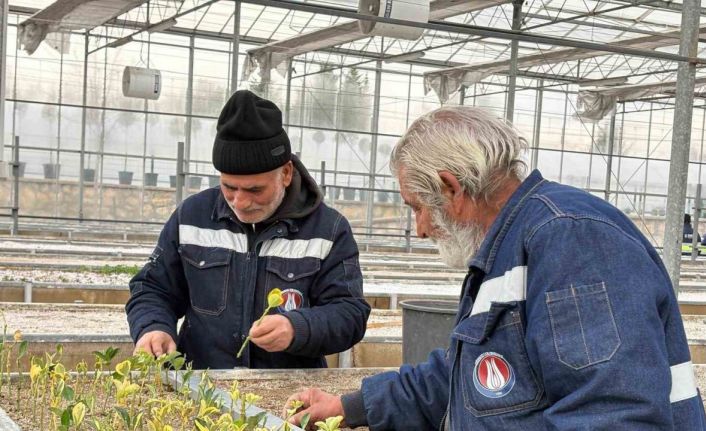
[400,299,459,365]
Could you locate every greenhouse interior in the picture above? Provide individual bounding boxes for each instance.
[1,0,706,429]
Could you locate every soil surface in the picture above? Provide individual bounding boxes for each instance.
[0,372,187,430]
[211,368,392,431]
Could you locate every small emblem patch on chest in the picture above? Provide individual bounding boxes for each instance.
[279,289,303,311]
[473,352,516,398]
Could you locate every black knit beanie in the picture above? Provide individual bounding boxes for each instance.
[212,90,291,175]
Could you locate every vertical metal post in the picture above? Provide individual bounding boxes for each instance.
[691,184,701,261]
[333,70,344,199]
[641,106,654,216]
[405,206,412,253]
[176,141,185,204]
[284,59,293,131]
[23,282,32,303]
[0,0,8,168]
[339,349,353,368]
[505,0,523,122]
[97,48,108,218]
[366,59,383,237]
[604,111,616,202]
[185,36,195,188]
[11,135,19,235]
[320,160,326,200]
[78,33,89,220]
[458,86,466,106]
[230,1,241,93]
[531,81,543,170]
[663,0,700,294]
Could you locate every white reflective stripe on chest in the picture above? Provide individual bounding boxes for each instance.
[470,266,527,317]
[259,237,333,259]
[670,361,698,403]
[179,225,248,253]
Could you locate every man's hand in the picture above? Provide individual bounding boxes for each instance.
[249,314,294,352]
[284,388,345,429]
[134,330,176,357]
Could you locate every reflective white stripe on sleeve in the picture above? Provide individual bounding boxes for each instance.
[670,361,698,403]
[259,237,333,259]
[470,266,527,317]
[179,225,248,253]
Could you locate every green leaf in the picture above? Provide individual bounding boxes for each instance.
[61,385,74,401]
[60,409,71,427]
[171,356,186,371]
[115,406,131,426]
[300,413,310,430]
[49,407,64,417]
[18,340,28,358]
[131,412,144,431]
[245,412,267,428]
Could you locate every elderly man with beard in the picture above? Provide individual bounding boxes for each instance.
[286,106,706,430]
[125,90,370,370]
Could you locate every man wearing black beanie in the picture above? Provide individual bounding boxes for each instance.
[126,90,370,369]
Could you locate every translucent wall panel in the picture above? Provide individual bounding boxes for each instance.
[146,114,185,160]
[537,90,566,150]
[193,49,230,117]
[379,72,411,136]
[561,152,591,188]
[408,75,439,122]
[536,150,561,181]
[148,41,190,115]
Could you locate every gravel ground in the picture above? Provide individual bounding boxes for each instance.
[2,303,704,344]
[0,303,130,335]
[0,240,154,254]
[0,268,133,285]
[683,315,706,341]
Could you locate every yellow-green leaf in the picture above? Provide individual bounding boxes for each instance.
[115,360,131,377]
[72,402,86,426]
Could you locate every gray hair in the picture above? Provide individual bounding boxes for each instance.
[390,106,528,207]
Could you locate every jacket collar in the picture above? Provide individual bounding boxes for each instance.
[468,170,546,274]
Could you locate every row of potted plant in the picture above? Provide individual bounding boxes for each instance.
[2,165,218,189]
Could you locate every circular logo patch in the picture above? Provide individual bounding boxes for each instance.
[279,289,304,312]
[472,352,516,398]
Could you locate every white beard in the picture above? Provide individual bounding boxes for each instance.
[430,208,486,269]
[228,183,286,224]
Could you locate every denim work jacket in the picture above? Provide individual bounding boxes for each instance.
[358,170,706,430]
[125,183,369,370]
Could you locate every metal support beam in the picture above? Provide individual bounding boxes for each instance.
[611,0,706,15]
[663,0,700,295]
[0,0,8,168]
[176,141,185,204]
[691,184,701,261]
[366,59,383,237]
[531,81,543,170]
[506,0,523,122]
[241,0,706,64]
[185,35,195,181]
[604,111,616,201]
[11,135,19,235]
[78,33,89,220]
[284,59,293,130]
[231,1,241,93]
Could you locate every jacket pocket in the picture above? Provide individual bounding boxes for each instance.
[452,302,546,417]
[179,245,231,316]
[545,282,621,370]
[265,257,320,311]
